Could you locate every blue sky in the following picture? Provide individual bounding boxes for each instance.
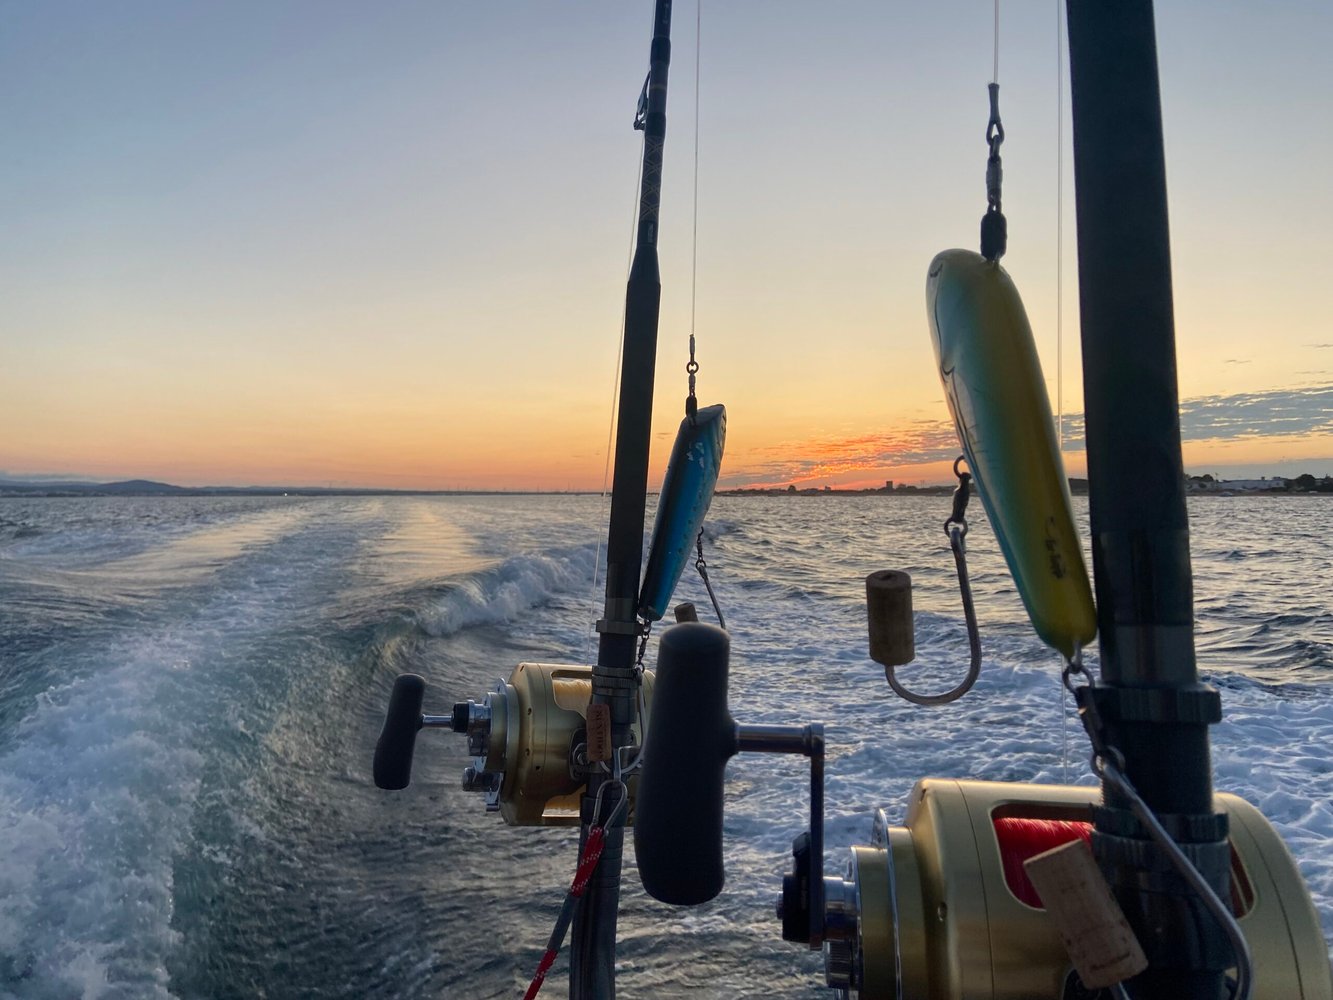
[2,1,1329,487]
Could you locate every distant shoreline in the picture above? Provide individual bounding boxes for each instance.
[714,489,1333,499]
[0,479,598,499]
[715,490,1331,498]
[3,479,1329,499]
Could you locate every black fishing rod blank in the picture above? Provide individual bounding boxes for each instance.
[1066,1,1232,995]
[574,1,674,997]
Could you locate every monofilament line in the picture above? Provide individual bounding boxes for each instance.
[992,0,1001,84]
[1057,0,1069,783]
[690,0,702,345]
[1056,0,1065,451]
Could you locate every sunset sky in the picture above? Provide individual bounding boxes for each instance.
[3,1,1329,490]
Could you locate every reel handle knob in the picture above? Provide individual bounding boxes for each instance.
[374,673,426,790]
[634,622,736,905]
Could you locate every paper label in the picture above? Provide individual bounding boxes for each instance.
[586,703,612,763]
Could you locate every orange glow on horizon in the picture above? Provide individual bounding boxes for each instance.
[6,426,1329,492]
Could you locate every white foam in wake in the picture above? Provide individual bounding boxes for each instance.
[0,633,202,999]
[417,547,596,637]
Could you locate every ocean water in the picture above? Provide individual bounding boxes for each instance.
[0,493,1330,999]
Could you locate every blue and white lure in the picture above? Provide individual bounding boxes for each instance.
[637,403,726,622]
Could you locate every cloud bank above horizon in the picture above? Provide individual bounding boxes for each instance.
[719,384,1333,488]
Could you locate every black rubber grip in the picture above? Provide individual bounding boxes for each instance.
[634,622,736,905]
[373,673,425,790]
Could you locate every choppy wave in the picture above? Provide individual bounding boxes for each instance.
[414,545,598,638]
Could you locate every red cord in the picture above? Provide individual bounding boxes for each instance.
[521,826,608,999]
[521,950,558,1000]
[571,828,606,895]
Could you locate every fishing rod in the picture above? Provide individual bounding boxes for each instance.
[372,4,676,998]
[1065,2,1232,994]
[574,0,674,995]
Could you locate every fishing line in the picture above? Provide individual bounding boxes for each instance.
[1060,673,1070,784]
[992,0,1000,84]
[1056,0,1070,785]
[1056,0,1065,452]
[690,0,702,349]
[684,0,703,420]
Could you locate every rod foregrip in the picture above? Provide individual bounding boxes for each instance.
[374,673,425,790]
[634,622,736,905]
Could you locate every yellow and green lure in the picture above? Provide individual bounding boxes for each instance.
[926,248,1096,658]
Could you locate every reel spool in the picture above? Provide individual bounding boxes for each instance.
[819,780,1332,999]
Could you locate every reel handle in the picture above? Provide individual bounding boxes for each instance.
[374,673,426,790]
[634,622,737,905]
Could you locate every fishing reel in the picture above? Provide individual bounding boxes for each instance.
[634,624,1333,999]
[817,780,1333,999]
[374,662,654,826]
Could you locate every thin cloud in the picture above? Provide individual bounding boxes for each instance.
[722,385,1332,485]
[1060,385,1331,450]
[1180,385,1332,440]
[720,421,960,486]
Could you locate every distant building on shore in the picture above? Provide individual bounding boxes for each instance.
[1185,474,1287,493]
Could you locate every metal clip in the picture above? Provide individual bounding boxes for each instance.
[591,777,628,829]
[633,72,650,131]
[944,455,972,538]
[1061,650,1125,776]
[981,83,1008,261]
[986,82,1005,151]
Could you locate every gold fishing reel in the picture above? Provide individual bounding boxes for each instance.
[820,779,1332,999]
[373,662,654,826]
[453,662,654,826]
